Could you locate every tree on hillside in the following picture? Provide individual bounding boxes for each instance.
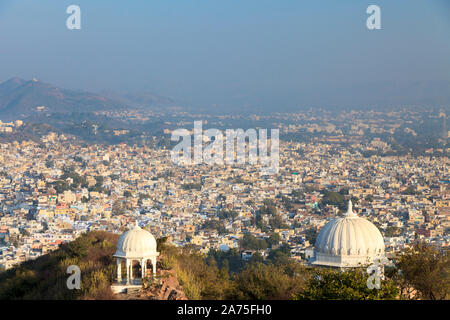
[207,248,244,274]
[240,234,268,251]
[267,244,292,266]
[230,262,307,300]
[111,200,125,216]
[267,232,281,248]
[218,209,239,221]
[394,243,449,300]
[269,213,288,230]
[297,267,399,300]
[259,202,278,216]
[320,190,346,210]
[164,245,233,299]
[304,228,317,244]
[201,220,227,235]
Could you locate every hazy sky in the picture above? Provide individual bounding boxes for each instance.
[1,0,450,110]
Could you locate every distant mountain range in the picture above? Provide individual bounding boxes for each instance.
[0,77,177,121]
[2,77,448,122]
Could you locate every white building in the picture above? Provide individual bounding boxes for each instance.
[111,222,160,293]
[311,200,385,268]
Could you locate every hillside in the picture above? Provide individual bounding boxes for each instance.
[0,231,446,300]
[0,231,119,299]
[0,78,177,121]
[0,78,127,121]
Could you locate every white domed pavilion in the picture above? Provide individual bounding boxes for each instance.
[113,222,159,285]
[311,200,385,268]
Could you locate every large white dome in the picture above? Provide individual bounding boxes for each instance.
[114,223,157,258]
[312,200,385,268]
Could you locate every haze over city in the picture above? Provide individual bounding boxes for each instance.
[1,0,450,110]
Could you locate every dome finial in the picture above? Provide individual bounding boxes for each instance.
[346,199,356,217]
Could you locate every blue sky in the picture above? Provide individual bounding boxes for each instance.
[0,0,449,109]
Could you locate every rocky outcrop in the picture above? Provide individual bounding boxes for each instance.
[157,270,187,300]
[116,269,186,300]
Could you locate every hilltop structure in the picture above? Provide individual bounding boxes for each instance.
[111,222,159,293]
[311,200,385,268]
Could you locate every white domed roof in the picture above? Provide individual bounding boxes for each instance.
[114,223,157,258]
[312,201,385,267]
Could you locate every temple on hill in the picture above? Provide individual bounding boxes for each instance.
[111,222,159,293]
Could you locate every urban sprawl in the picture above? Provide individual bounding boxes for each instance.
[0,119,449,270]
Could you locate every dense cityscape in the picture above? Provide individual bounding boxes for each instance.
[0,113,448,271]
